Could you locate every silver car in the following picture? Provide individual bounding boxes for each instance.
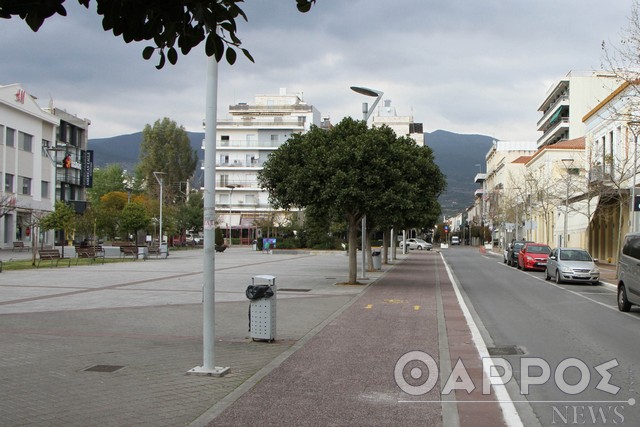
[399,238,432,250]
[545,248,600,285]
[618,232,640,311]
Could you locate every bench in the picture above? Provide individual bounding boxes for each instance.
[75,246,105,265]
[37,249,71,268]
[12,241,28,251]
[119,245,138,259]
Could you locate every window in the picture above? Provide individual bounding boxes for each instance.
[220,135,230,146]
[18,132,33,152]
[19,176,31,196]
[219,193,230,204]
[220,154,229,164]
[6,127,15,147]
[42,139,50,157]
[219,174,229,187]
[0,125,4,144]
[41,181,50,198]
[5,173,14,192]
[270,134,279,142]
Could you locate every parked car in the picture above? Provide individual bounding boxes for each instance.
[517,243,551,271]
[451,236,460,245]
[506,241,533,267]
[399,238,432,250]
[617,232,640,311]
[545,247,600,285]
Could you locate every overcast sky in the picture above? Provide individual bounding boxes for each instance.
[1,1,633,140]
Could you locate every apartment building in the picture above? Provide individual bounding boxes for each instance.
[0,83,92,249]
[212,88,321,243]
[371,99,424,146]
[537,70,621,148]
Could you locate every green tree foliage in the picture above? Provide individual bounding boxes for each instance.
[259,117,445,283]
[176,192,204,235]
[120,202,150,238]
[137,117,198,204]
[88,164,128,206]
[0,0,317,68]
[40,200,76,241]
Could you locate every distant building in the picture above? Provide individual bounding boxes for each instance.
[208,88,321,243]
[372,100,424,146]
[536,70,620,148]
[0,83,92,249]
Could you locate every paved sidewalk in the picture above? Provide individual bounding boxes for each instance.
[0,248,507,426]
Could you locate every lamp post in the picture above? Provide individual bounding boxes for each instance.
[153,172,166,246]
[350,86,384,279]
[561,158,574,247]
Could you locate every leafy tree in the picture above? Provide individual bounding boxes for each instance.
[0,0,317,68]
[120,202,150,239]
[259,117,445,284]
[176,192,204,236]
[137,117,198,204]
[88,164,129,206]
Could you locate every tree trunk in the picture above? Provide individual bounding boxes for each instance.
[347,215,359,284]
[382,229,388,265]
[367,230,374,271]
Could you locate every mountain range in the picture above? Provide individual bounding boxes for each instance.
[88,129,495,217]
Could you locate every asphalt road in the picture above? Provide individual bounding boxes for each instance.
[441,246,640,427]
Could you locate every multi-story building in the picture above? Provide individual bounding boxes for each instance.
[0,83,91,249]
[536,70,621,148]
[371,99,424,146]
[211,88,321,243]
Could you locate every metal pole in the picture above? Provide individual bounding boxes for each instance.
[188,55,229,376]
[159,177,163,245]
[633,132,638,233]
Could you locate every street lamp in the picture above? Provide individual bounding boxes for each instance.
[153,172,166,245]
[561,158,574,247]
[350,85,384,280]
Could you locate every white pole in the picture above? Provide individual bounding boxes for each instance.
[159,177,163,245]
[188,55,229,376]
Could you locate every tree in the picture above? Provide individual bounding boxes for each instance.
[0,0,317,68]
[137,117,198,204]
[0,193,16,219]
[120,202,150,239]
[88,164,129,206]
[259,117,445,284]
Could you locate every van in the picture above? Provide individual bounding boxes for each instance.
[451,236,460,245]
[617,232,640,311]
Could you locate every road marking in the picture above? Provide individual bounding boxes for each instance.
[365,304,373,309]
[413,305,421,311]
[384,298,407,304]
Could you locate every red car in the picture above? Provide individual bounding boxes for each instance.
[518,243,551,271]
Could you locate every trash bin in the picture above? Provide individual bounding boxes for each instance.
[252,240,257,251]
[372,250,382,270]
[160,243,169,259]
[246,275,276,341]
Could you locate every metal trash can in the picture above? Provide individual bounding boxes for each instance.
[160,243,169,259]
[372,250,382,270]
[246,275,276,341]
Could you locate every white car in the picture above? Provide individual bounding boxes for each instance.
[399,238,432,250]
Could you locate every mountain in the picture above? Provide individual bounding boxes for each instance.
[89,129,494,217]
[425,130,495,218]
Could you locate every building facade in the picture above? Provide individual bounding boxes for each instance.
[536,70,621,148]
[371,99,425,146]
[0,84,91,249]
[211,88,321,243]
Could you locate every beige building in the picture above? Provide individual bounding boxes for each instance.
[372,99,424,146]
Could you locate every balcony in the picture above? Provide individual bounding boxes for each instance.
[537,96,569,128]
[537,117,569,147]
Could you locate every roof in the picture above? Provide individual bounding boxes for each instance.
[525,137,585,165]
[582,80,637,123]
[512,156,533,164]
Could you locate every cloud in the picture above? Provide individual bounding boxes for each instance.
[0,0,633,140]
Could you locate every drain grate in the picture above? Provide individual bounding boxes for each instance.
[84,364,125,373]
[487,345,524,356]
[278,288,311,292]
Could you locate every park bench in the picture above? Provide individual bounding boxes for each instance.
[37,249,71,268]
[119,244,139,259]
[12,241,28,251]
[75,246,105,265]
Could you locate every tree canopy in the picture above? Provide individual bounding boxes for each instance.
[137,117,198,202]
[0,0,317,68]
[259,117,445,283]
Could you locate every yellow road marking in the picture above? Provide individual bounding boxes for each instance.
[365,304,373,309]
[414,305,421,310]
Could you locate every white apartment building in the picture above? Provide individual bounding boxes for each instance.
[483,140,537,245]
[211,88,321,243]
[372,100,424,146]
[582,80,640,262]
[1,83,92,249]
[537,70,621,148]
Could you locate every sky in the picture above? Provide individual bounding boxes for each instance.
[1,1,634,140]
